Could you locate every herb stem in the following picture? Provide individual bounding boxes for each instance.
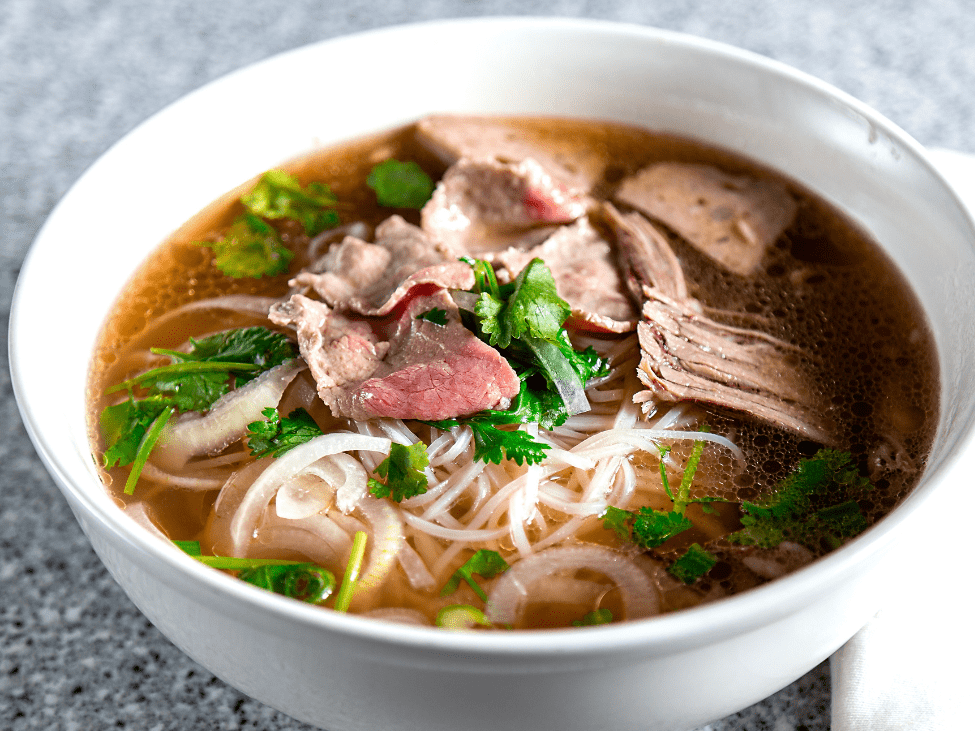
[333,531,368,612]
[123,405,175,495]
[107,360,261,394]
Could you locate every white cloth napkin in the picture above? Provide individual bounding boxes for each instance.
[830,147,975,731]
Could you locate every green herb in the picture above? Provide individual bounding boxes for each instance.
[241,169,340,236]
[572,608,614,627]
[100,397,171,469]
[333,531,368,612]
[441,550,510,603]
[436,604,492,630]
[99,327,296,493]
[174,540,335,603]
[247,407,324,458]
[122,405,175,495]
[417,307,449,326]
[600,433,714,550]
[727,449,873,550]
[668,543,718,585]
[475,258,571,350]
[367,442,430,502]
[426,259,609,466]
[367,159,435,209]
[197,213,294,278]
[601,505,693,550]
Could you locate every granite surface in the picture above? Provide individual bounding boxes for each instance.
[3,1,974,729]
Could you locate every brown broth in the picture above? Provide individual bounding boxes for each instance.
[87,116,939,626]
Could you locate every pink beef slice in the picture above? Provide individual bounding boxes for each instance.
[421,157,589,254]
[615,162,798,276]
[333,291,521,421]
[415,114,604,194]
[268,294,388,409]
[289,215,474,316]
[489,217,638,334]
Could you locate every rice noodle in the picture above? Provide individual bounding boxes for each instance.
[484,545,659,624]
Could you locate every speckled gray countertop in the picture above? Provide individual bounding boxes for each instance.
[3,1,973,729]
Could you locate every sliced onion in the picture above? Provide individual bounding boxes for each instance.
[228,433,390,556]
[153,359,304,471]
[274,453,367,519]
[396,541,437,591]
[361,608,430,626]
[351,498,405,608]
[485,545,659,625]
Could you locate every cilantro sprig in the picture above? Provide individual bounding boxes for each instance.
[99,327,296,494]
[441,550,510,603]
[367,442,430,502]
[428,258,608,466]
[241,169,340,236]
[247,407,324,458]
[199,169,340,278]
[174,540,335,604]
[727,449,873,550]
[367,159,435,209]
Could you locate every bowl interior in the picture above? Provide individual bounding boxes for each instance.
[11,17,975,656]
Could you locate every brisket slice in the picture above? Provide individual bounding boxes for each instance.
[268,294,388,408]
[289,216,474,317]
[421,157,588,254]
[415,114,604,194]
[270,292,520,423]
[633,288,832,443]
[333,291,520,422]
[615,162,798,276]
[489,217,638,334]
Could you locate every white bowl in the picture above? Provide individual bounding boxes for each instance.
[11,17,975,731]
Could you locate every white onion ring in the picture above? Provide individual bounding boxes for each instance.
[228,433,390,555]
[485,545,659,625]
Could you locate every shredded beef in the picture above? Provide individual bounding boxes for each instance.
[633,288,832,442]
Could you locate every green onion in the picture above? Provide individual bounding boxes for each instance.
[436,605,491,630]
[123,405,175,495]
[333,531,368,612]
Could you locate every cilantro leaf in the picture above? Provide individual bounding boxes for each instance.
[237,563,335,604]
[241,169,340,236]
[727,449,874,550]
[441,550,510,602]
[668,543,718,585]
[367,442,430,502]
[100,327,297,494]
[601,505,693,550]
[171,326,296,376]
[100,397,170,468]
[417,307,448,326]
[198,213,294,278]
[572,608,614,627]
[173,541,335,603]
[247,407,324,458]
[475,259,570,349]
[367,159,435,209]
